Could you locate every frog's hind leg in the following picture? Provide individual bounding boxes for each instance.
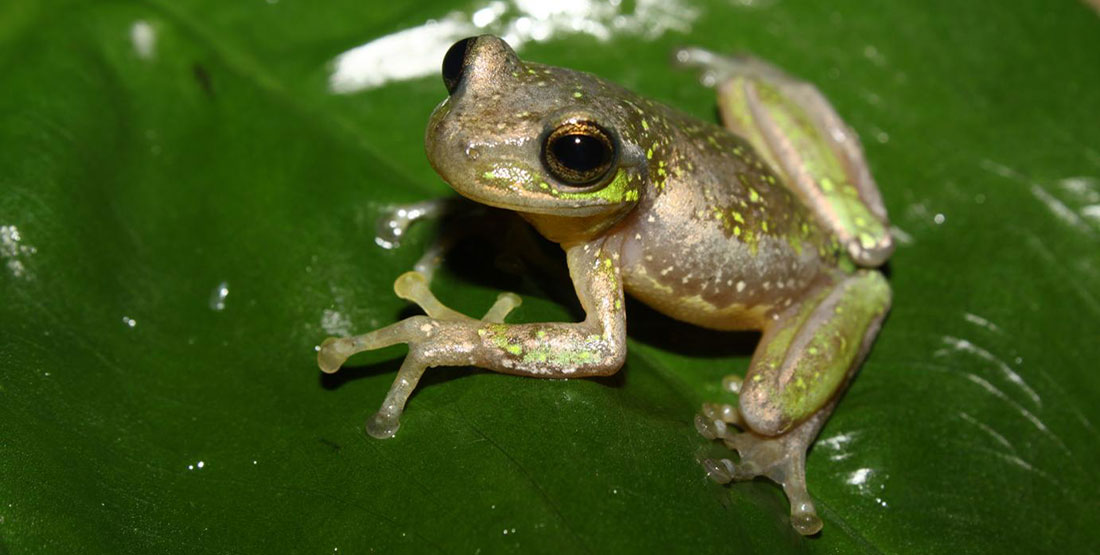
[695,269,891,535]
[674,48,893,267]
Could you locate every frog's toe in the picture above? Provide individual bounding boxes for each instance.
[394,271,472,321]
[318,337,351,374]
[697,411,825,536]
[791,510,824,536]
[374,199,451,249]
[672,46,723,86]
[482,292,522,323]
[721,374,743,393]
[701,457,735,483]
[366,410,401,439]
[705,401,739,421]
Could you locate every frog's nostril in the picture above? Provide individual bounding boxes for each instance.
[442,37,476,95]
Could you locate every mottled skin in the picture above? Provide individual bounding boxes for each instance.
[319,36,893,535]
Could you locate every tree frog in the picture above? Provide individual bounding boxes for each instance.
[319,36,893,536]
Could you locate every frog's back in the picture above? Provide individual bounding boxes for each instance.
[616,101,841,331]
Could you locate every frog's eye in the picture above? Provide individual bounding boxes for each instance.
[442,37,476,95]
[542,122,617,187]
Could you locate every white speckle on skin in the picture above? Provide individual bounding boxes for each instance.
[736,280,746,292]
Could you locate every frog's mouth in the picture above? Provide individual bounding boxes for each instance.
[439,161,632,219]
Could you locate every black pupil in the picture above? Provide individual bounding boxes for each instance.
[551,134,609,176]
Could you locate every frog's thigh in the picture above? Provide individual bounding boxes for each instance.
[739,270,891,436]
[713,60,893,267]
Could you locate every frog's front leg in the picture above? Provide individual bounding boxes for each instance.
[318,239,626,438]
[697,269,891,535]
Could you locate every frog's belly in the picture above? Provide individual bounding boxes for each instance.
[624,274,772,330]
[618,225,825,332]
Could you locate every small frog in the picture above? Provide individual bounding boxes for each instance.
[319,36,892,535]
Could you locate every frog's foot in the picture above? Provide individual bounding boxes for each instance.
[394,270,521,323]
[673,47,779,88]
[696,403,833,536]
[318,271,521,438]
[374,199,455,250]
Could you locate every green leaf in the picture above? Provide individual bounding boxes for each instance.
[2,0,1098,552]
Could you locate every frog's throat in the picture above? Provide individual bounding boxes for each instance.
[519,207,633,244]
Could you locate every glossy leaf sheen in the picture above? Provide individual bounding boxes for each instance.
[2,0,1099,552]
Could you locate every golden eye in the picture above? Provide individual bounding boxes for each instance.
[541,121,616,186]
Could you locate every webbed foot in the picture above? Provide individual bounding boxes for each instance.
[696,397,836,536]
[318,271,522,438]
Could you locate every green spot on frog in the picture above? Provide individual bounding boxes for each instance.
[557,169,639,204]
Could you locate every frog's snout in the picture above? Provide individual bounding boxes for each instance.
[439,35,521,96]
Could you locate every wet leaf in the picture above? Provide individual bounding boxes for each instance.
[2,0,1098,552]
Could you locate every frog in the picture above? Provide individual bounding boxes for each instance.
[318,35,893,536]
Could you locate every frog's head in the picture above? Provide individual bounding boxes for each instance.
[426,35,648,243]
